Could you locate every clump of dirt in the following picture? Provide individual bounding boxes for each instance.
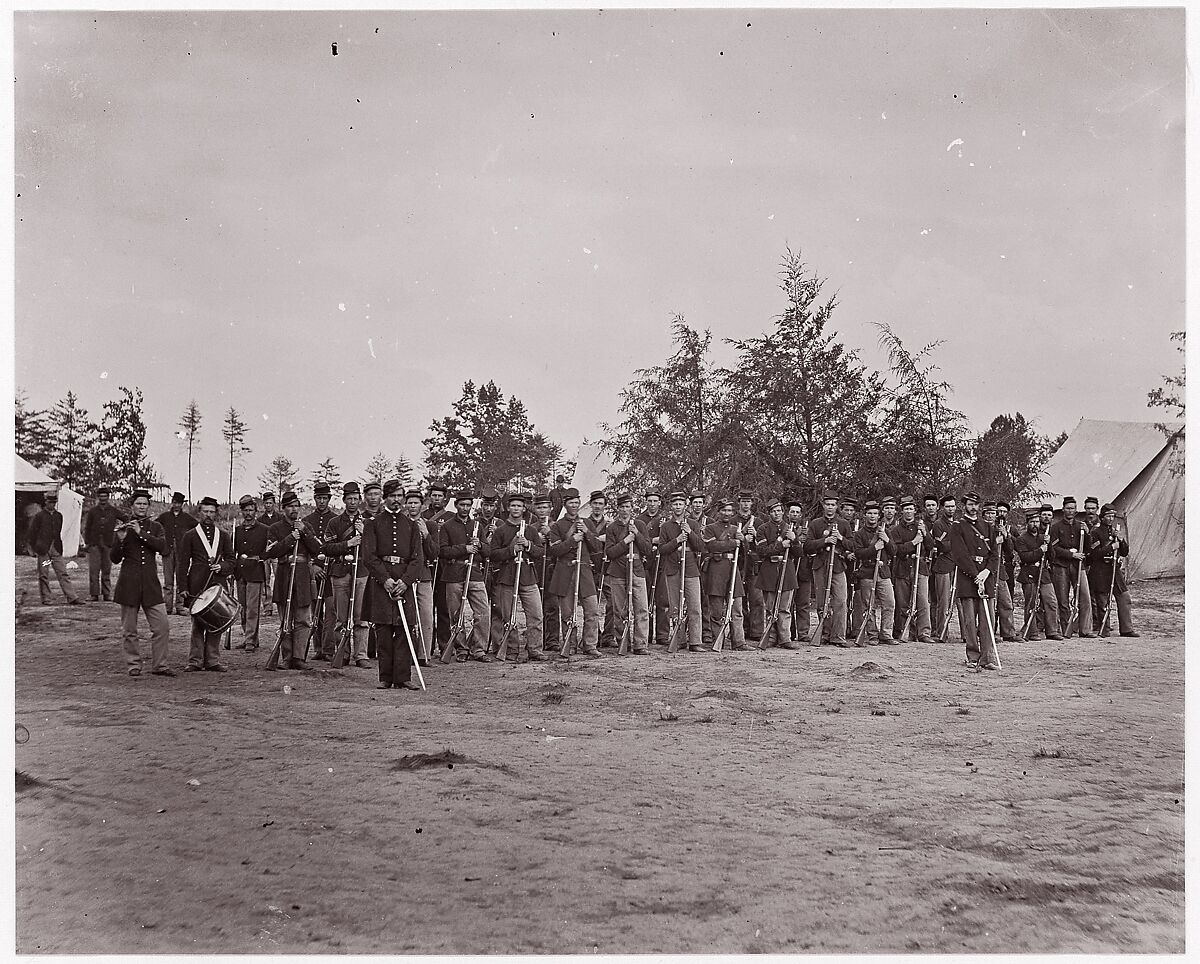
[392,750,515,776]
[541,682,569,705]
[849,661,893,680]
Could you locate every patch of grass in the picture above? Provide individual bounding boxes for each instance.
[1034,746,1063,759]
[956,707,971,715]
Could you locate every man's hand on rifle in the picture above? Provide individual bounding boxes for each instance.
[624,530,635,546]
[347,534,362,548]
[385,577,408,598]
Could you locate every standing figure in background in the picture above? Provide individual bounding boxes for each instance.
[156,492,196,615]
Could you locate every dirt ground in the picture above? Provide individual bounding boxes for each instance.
[13,555,1184,953]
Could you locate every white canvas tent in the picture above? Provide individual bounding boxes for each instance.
[15,454,84,554]
[1037,419,1184,579]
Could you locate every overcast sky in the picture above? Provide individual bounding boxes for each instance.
[14,8,1185,498]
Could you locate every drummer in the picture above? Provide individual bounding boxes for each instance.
[178,496,237,673]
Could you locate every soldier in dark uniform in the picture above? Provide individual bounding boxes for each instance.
[263,491,324,669]
[548,487,604,657]
[787,498,812,640]
[83,486,128,601]
[605,492,653,655]
[26,492,83,605]
[110,489,173,676]
[997,500,1018,606]
[584,490,613,646]
[532,491,559,653]
[232,494,269,651]
[686,490,713,646]
[755,499,800,648]
[156,492,197,614]
[405,487,438,664]
[922,493,941,624]
[178,496,236,673]
[703,497,752,650]
[304,482,338,660]
[258,492,285,615]
[658,491,706,652]
[423,482,453,653]
[804,491,853,646]
[361,479,423,689]
[637,490,668,647]
[849,500,897,645]
[1014,505,1063,641]
[441,491,494,662]
[930,494,958,640]
[948,492,1000,670]
[361,481,383,658]
[889,495,933,642]
[838,496,861,638]
[1087,504,1140,638]
[549,475,569,520]
[735,491,763,643]
[488,491,548,661]
[982,501,1019,641]
[1049,496,1096,638]
[323,482,370,667]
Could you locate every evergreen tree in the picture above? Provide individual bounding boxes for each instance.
[258,455,300,500]
[177,399,203,502]
[221,407,251,504]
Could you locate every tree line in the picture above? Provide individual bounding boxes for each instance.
[15,379,569,504]
[598,248,1072,509]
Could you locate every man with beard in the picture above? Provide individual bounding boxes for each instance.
[263,491,324,670]
[178,496,236,673]
[638,489,669,647]
[232,494,269,652]
[658,491,707,652]
[110,489,173,676]
[361,479,423,689]
[156,491,197,614]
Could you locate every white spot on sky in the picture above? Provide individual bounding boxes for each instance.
[1022,129,1026,137]
[593,264,599,271]
[1127,284,1134,290]
[262,414,269,420]
[946,138,964,152]
[768,214,775,220]
[583,247,592,254]
[881,112,887,120]
[855,217,861,222]
[969,162,975,167]
[338,303,346,312]
[100,371,108,379]
[920,228,931,236]
[729,158,734,165]
[1000,254,1007,259]
[368,338,376,358]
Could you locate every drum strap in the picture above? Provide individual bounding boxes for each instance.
[195,523,220,561]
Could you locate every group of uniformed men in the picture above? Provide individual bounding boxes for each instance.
[79,477,1140,684]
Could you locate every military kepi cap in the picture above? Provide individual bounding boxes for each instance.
[480,485,499,501]
[899,495,916,508]
[313,482,331,497]
[363,481,382,494]
[963,491,981,503]
[533,491,551,505]
[238,494,256,508]
[506,491,528,505]
[1101,503,1116,514]
[131,489,151,501]
[280,492,300,507]
[200,495,221,508]
[381,479,403,497]
[1039,504,1054,514]
[96,486,110,496]
[821,489,839,503]
[342,481,361,497]
[563,487,581,500]
[863,499,880,512]
[589,490,606,503]
[453,489,474,504]
[404,488,423,500]
[881,495,897,508]
[764,498,782,512]
[262,490,277,501]
[616,491,634,506]
[668,490,687,502]
[1062,496,1077,506]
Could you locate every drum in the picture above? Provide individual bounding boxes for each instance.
[189,585,240,634]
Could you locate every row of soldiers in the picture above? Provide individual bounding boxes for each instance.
[90,479,1140,683]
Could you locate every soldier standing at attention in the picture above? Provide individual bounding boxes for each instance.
[155,492,196,615]
[110,489,173,677]
[83,486,127,602]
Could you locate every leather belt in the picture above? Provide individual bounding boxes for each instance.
[383,555,408,564]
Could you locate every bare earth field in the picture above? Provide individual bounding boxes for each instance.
[14,556,1184,954]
